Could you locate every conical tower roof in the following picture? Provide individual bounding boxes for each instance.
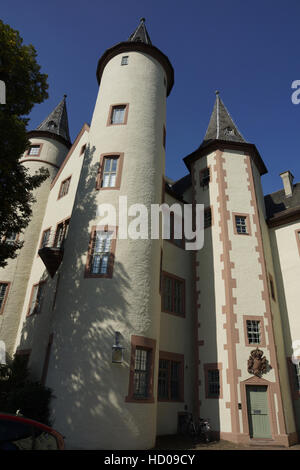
[128,18,152,45]
[35,95,71,144]
[96,18,174,96]
[184,91,268,176]
[201,91,246,147]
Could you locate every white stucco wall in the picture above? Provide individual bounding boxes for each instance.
[43,50,168,450]
[0,136,69,356]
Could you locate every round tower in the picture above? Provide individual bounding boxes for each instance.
[0,97,71,356]
[45,19,174,449]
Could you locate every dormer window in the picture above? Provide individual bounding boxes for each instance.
[224,126,235,136]
[47,120,57,130]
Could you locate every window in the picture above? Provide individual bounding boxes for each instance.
[158,353,184,401]
[293,362,300,393]
[133,348,150,399]
[96,154,124,190]
[27,282,45,316]
[288,358,300,399]
[53,219,69,249]
[102,156,118,188]
[90,231,112,275]
[162,272,185,317]
[0,282,10,315]
[207,369,220,397]
[269,273,276,301]
[4,232,18,245]
[126,335,156,403]
[204,363,222,399]
[107,104,129,126]
[246,320,261,344]
[47,120,57,130]
[204,207,212,228]
[80,144,86,156]
[295,230,300,256]
[234,214,250,235]
[121,56,129,65]
[85,226,117,278]
[169,212,184,248]
[200,167,210,187]
[244,316,266,347]
[58,177,71,199]
[40,228,51,249]
[27,144,41,157]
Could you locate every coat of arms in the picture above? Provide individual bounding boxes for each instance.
[247,348,270,377]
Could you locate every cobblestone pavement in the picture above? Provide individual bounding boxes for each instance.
[154,435,300,451]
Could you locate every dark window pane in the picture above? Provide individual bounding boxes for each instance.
[208,369,220,397]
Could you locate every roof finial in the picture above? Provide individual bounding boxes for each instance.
[63,94,67,99]
[215,90,220,96]
[140,17,146,23]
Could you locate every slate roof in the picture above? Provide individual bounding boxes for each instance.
[35,95,71,144]
[128,18,152,45]
[264,183,300,219]
[201,92,246,148]
[171,174,192,197]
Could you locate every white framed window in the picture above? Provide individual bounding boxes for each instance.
[0,283,9,314]
[90,230,113,275]
[28,282,45,316]
[111,105,127,124]
[235,215,247,234]
[53,220,70,249]
[28,145,41,156]
[246,320,261,344]
[41,228,51,248]
[133,348,150,399]
[58,177,71,199]
[102,157,118,188]
[111,106,126,124]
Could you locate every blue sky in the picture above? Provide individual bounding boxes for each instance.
[2,0,300,195]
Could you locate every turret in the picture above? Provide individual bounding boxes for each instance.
[0,97,70,356]
[184,92,296,446]
[43,19,174,449]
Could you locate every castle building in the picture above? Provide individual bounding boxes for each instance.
[0,19,300,449]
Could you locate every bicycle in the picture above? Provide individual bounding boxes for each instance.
[181,412,212,443]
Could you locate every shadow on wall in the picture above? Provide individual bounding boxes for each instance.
[197,188,220,435]
[269,230,300,434]
[19,144,144,448]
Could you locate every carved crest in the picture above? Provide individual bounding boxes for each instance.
[247,348,270,377]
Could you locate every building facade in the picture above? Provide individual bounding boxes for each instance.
[0,19,300,449]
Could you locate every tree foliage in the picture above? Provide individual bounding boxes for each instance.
[0,355,54,425]
[0,20,49,267]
